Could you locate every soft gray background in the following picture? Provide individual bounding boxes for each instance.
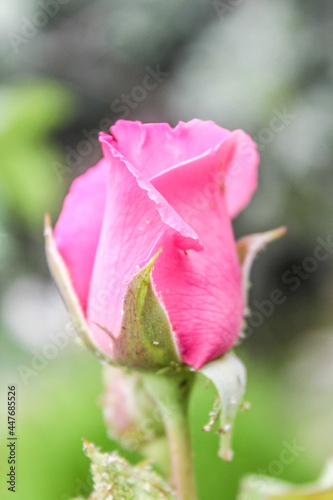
[0,1,333,499]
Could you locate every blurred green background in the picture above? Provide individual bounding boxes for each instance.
[1,1,333,499]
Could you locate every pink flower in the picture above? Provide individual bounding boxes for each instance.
[53,119,259,369]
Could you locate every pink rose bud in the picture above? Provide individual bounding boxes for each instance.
[50,119,261,370]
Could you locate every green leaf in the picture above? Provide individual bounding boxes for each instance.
[270,490,333,500]
[78,440,175,500]
[112,250,181,371]
[200,352,247,461]
[237,459,333,500]
[0,81,74,231]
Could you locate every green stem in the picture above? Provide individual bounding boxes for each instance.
[144,372,197,500]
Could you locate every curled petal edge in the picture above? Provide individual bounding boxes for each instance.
[44,214,109,361]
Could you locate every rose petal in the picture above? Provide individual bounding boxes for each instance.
[111,120,258,219]
[54,159,107,312]
[221,130,259,218]
[110,119,230,178]
[87,134,201,354]
[150,146,244,369]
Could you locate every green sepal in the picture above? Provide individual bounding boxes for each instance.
[76,440,175,500]
[112,250,181,371]
[236,228,286,314]
[200,352,247,461]
[235,227,286,342]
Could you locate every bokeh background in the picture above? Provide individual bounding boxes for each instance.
[1,1,333,499]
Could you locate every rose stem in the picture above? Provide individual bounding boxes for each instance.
[144,372,197,500]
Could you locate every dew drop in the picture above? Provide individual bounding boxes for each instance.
[221,423,231,434]
[242,401,251,412]
[222,448,234,462]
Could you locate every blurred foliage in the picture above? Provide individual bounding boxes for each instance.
[75,440,175,500]
[0,336,322,500]
[237,459,333,500]
[0,81,74,233]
